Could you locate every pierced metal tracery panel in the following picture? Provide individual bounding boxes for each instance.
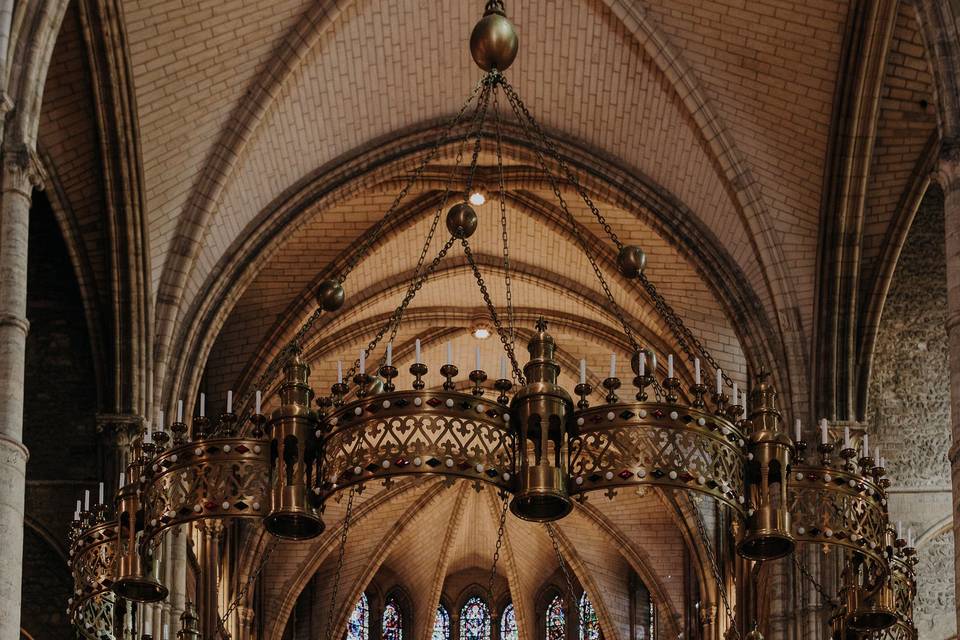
[569,402,747,513]
[68,521,118,640]
[142,436,270,545]
[320,391,515,497]
[787,465,887,565]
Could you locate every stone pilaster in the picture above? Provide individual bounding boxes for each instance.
[937,136,960,635]
[196,521,224,639]
[235,605,254,640]
[0,144,43,640]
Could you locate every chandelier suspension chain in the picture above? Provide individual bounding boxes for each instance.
[461,237,526,384]
[484,492,510,607]
[340,235,459,385]
[324,485,357,640]
[217,536,279,635]
[493,86,518,358]
[639,273,736,390]
[499,80,641,355]
[793,554,838,608]
[546,523,579,613]
[498,77,624,252]
[336,79,486,286]
[692,503,742,640]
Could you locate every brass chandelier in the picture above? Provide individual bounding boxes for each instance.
[67,2,918,639]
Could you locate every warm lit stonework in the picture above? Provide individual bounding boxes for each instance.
[9,1,960,639]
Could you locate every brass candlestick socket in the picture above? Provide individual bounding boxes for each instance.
[494,378,513,406]
[690,383,708,408]
[794,440,807,464]
[574,382,592,409]
[331,382,349,406]
[726,404,744,423]
[170,420,188,446]
[216,413,238,438]
[153,429,170,451]
[353,373,372,398]
[410,363,428,390]
[840,447,858,472]
[712,392,729,415]
[602,377,621,404]
[663,377,681,403]
[191,416,211,440]
[469,369,488,396]
[440,364,458,391]
[379,365,398,392]
[249,413,268,439]
[818,442,835,467]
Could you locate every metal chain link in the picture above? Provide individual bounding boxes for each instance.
[499,80,640,354]
[692,504,742,640]
[340,236,458,385]
[337,80,486,286]
[498,76,623,251]
[461,238,526,385]
[492,86,517,359]
[324,485,357,640]
[485,492,510,606]
[793,554,838,608]
[545,524,579,613]
[218,536,280,635]
[639,272,735,389]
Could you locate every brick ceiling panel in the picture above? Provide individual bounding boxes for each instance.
[182,0,750,341]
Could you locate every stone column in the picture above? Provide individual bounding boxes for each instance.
[169,526,188,623]
[940,139,960,635]
[197,521,223,638]
[0,145,42,640]
[235,605,255,640]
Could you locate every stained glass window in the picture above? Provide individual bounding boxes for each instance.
[500,603,518,640]
[346,593,369,640]
[459,596,491,640]
[546,594,565,640]
[432,604,450,640]
[579,592,600,640]
[382,597,402,640]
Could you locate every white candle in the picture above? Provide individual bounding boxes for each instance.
[447,342,453,364]
[638,352,645,377]
[144,422,153,444]
[694,358,701,385]
[200,393,206,418]
[386,342,393,367]
[98,482,104,504]
[415,339,422,364]
[819,418,828,444]
[359,350,366,374]
[732,383,739,406]
[874,446,881,467]
[794,418,801,442]
[579,359,586,385]
[255,390,262,414]
[227,390,233,413]
[500,357,507,379]
[158,410,164,432]
[84,490,90,512]
[863,433,869,458]
[844,426,850,449]
[337,360,343,384]
[897,521,903,539]
[177,400,183,423]
[668,354,674,378]
[907,528,914,547]
[716,368,722,395]
[73,510,79,521]
[76,499,82,516]
[609,353,616,378]
[119,472,125,489]
[475,346,481,371]
[651,353,658,375]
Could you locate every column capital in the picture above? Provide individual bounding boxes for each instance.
[2,144,45,194]
[936,137,960,189]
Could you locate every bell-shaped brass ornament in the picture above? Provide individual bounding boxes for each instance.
[265,354,324,539]
[737,374,795,560]
[111,469,168,603]
[509,319,574,521]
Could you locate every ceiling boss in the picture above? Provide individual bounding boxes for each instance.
[66,3,916,640]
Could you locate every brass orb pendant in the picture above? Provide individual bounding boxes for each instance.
[469,8,519,72]
[446,203,478,238]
